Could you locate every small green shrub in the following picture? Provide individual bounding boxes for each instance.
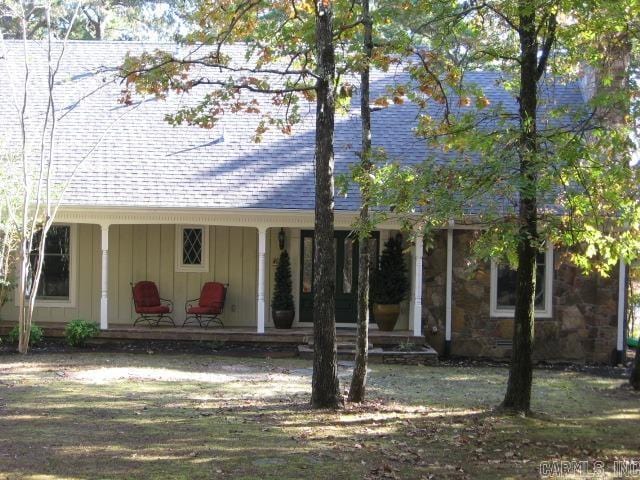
[7,324,44,346]
[65,319,100,347]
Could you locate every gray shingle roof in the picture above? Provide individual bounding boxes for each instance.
[0,41,586,212]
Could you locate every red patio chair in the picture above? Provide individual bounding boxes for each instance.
[130,281,175,327]
[183,282,227,328]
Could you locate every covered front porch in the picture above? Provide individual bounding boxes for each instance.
[9,207,426,339]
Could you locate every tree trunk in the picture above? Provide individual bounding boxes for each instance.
[94,20,102,41]
[82,7,103,40]
[348,0,373,404]
[311,0,342,409]
[631,345,640,390]
[500,4,539,415]
[17,238,30,354]
[17,23,32,354]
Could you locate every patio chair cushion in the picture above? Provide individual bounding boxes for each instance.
[198,282,225,311]
[187,305,222,315]
[133,281,162,308]
[136,305,171,314]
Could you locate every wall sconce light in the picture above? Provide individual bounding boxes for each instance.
[278,228,285,251]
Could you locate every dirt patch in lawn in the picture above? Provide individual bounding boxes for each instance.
[0,353,638,479]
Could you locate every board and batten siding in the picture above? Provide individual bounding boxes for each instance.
[1,224,261,328]
[1,223,101,324]
[109,225,258,326]
[1,224,410,329]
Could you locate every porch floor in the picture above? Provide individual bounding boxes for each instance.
[0,322,425,347]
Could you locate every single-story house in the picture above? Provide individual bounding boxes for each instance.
[0,41,628,363]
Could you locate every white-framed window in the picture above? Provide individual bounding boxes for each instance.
[18,223,78,308]
[490,244,553,318]
[175,225,209,273]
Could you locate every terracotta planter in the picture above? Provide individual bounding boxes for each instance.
[373,304,400,331]
[272,310,295,329]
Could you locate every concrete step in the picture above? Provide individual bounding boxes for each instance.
[306,336,367,345]
[339,342,373,349]
[302,341,373,352]
[303,331,425,348]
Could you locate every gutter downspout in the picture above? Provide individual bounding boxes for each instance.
[616,260,627,364]
[444,220,454,357]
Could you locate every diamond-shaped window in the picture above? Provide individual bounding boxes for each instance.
[182,228,203,265]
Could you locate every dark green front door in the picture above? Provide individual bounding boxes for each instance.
[299,230,378,323]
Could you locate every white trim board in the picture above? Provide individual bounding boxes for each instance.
[489,244,554,319]
[175,225,210,273]
[617,261,626,351]
[55,206,403,230]
[54,205,492,231]
[445,227,453,341]
[14,223,78,309]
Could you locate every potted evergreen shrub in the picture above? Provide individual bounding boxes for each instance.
[371,234,410,331]
[272,249,295,329]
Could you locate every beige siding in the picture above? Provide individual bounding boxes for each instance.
[265,228,276,326]
[158,224,175,317]
[1,224,259,328]
[77,224,95,322]
[0,223,409,331]
[91,227,101,321]
[116,224,134,322]
[0,223,100,324]
[108,225,258,326]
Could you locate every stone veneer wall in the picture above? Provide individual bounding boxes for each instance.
[421,230,620,363]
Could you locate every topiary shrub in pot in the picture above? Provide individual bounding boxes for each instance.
[272,249,295,329]
[371,234,410,331]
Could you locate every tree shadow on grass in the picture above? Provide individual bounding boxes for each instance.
[1,355,639,479]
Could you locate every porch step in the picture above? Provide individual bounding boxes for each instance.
[303,331,426,348]
[306,339,373,350]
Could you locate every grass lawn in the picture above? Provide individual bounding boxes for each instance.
[0,352,638,479]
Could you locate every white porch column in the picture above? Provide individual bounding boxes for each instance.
[100,224,110,330]
[616,260,627,363]
[445,224,454,356]
[257,226,267,334]
[290,229,301,326]
[410,235,424,337]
